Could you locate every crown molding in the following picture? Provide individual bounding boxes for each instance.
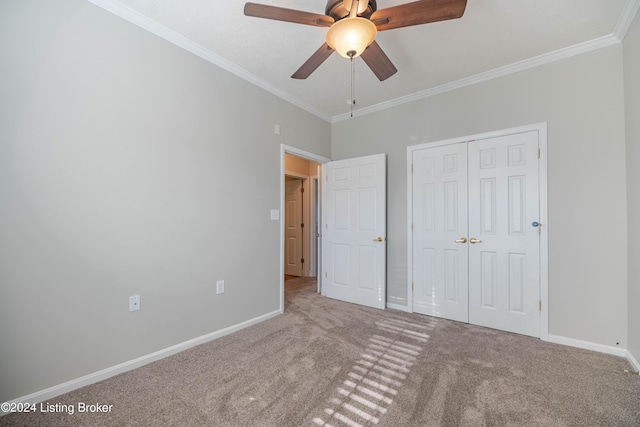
[614,0,640,40]
[87,0,635,125]
[332,33,621,122]
[87,0,332,122]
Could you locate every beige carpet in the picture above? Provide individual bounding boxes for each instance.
[2,277,640,426]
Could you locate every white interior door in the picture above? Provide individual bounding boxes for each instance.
[412,143,469,322]
[411,130,541,337]
[285,177,303,276]
[468,131,540,336]
[322,153,386,309]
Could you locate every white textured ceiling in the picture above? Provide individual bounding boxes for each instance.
[92,0,638,121]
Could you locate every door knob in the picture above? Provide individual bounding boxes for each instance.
[469,237,482,244]
[455,237,467,243]
[373,237,384,242]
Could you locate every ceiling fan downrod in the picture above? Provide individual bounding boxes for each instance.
[325,0,377,20]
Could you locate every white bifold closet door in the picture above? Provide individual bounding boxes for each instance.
[412,131,541,337]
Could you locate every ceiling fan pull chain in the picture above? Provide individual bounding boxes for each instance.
[350,56,356,117]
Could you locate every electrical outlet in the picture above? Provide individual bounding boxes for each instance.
[216,280,225,294]
[129,295,141,312]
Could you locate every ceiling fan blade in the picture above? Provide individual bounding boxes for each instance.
[292,43,335,79]
[370,0,467,31]
[360,41,397,81]
[244,3,334,27]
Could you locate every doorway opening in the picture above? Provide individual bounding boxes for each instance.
[279,145,330,312]
[283,154,322,279]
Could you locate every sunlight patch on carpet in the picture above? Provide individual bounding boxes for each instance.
[312,317,437,426]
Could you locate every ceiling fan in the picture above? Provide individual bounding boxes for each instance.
[244,0,467,81]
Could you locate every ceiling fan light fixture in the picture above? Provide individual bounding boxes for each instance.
[325,17,377,59]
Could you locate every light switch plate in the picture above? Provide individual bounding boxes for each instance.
[270,209,280,220]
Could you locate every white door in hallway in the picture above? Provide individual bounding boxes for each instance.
[285,177,304,276]
[412,130,541,337]
[467,131,540,337]
[412,142,469,322]
[322,153,386,309]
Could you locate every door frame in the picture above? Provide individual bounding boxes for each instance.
[406,123,549,340]
[280,145,331,312]
[309,175,320,278]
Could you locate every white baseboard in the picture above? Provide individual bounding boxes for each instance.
[627,350,640,371]
[547,334,627,358]
[386,302,411,312]
[1,309,282,416]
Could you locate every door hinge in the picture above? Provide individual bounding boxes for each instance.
[301,223,304,228]
[537,148,541,159]
[301,258,305,264]
[301,187,304,193]
[412,282,414,291]
[411,223,414,232]
[539,300,542,311]
[411,164,414,173]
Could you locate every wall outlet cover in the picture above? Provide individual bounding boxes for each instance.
[129,295,141,312]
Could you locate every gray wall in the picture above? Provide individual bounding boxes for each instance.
[0,0,330,402]
[624,11,640,364]
[332,46,628,349]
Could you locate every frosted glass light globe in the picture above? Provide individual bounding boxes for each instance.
[325,17,377,59]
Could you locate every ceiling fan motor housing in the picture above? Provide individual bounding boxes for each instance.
[326,0,377,20]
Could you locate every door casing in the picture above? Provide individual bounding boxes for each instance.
[406,123,549,340]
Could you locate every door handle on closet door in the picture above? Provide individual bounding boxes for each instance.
[455,237,467,243]
[469,238,482,244]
